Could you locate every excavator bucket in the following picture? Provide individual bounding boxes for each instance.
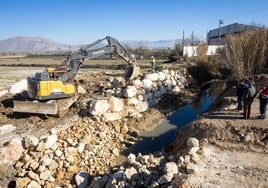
[125,65,140,80]
[13,101,58,115]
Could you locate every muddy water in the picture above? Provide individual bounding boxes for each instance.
[129,91,219,154]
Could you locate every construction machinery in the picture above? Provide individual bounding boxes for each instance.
[13,36,140,116]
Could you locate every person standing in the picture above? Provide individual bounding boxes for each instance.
[236,79,248,110]
[258,87,268,119]
[242,80,256,119]
[151,56,156,72]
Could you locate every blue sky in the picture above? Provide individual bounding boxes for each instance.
[0,0,268,44]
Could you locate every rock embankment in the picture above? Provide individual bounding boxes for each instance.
[12,123,203,188]
[87,69,188,121]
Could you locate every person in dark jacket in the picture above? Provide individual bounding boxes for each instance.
[258,87,268,119]
[242,80,256,119]
[236,79,248,110]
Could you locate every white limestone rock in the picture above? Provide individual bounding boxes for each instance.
[9,79,27,94]
[0,124,16,135]
[186,163,199,174]
[164,162,178,175]
[27,180,41,188]
[188,146,200,155]
[187,137,199,147]
[0,138,25,165]
[45,135,57,148]
[123,86,138,98]
[135,101,149,112]
[0,90,8,98]
[126,97,140,106]
[125,167,139,180]
[172,86,181,94]
[145,73,159,81]
[103,112,122,121]
[142,79,153,91]
[127,153,136,164]
[133,79,143,88]
[109,96,124,112]
[158,72,166,81]
[77,85,86,94]
[89,99,110,116]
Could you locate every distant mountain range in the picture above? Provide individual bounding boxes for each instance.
[0,36,182,52]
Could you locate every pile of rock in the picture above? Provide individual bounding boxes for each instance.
[12,117,137,187]
[4,117,202,187]
[83,137,201,188]
[88,69,188,121]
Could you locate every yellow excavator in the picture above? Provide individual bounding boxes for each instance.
[13,36,140,116]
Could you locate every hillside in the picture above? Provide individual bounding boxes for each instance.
[0,36,72,52]
[0,36,181,52]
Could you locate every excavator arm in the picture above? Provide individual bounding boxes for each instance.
[56,36,139,83]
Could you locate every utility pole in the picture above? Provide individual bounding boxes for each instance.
[218,19,223,47]
[191,31,194,46]
[191,31,194,56]
[182,30,184,56]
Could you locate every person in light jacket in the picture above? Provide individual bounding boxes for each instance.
[151,56,156,72]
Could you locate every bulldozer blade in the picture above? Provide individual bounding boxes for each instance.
[13,101,58,115]
[125,65,140,80]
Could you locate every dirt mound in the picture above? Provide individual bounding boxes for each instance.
[170,85,268,187]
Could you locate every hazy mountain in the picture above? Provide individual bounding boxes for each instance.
[0,36,182,52]
[0,36,74,52]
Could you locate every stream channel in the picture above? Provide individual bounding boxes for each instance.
[129,85,223,154]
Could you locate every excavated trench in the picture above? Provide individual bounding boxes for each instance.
[128,82,226,154]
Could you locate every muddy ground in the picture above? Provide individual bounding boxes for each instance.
[0,63,267,187]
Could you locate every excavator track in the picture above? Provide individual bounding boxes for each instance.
[13,96,78,117]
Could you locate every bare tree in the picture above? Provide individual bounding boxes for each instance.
[197,43,208,62]
[224,28,268,79]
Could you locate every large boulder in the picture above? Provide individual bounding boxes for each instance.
[158,72,166,81]
[103,112,122,121]
[132,79,143,88]
[145,73,159,81]
[9,79,27,94]
[123,86,138,98]
[142,79,153,91]
[0,138,25,165]
[135,101,149,112]
[187,137,199,147]
[89,99,110,116]
[109,96,124,112]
